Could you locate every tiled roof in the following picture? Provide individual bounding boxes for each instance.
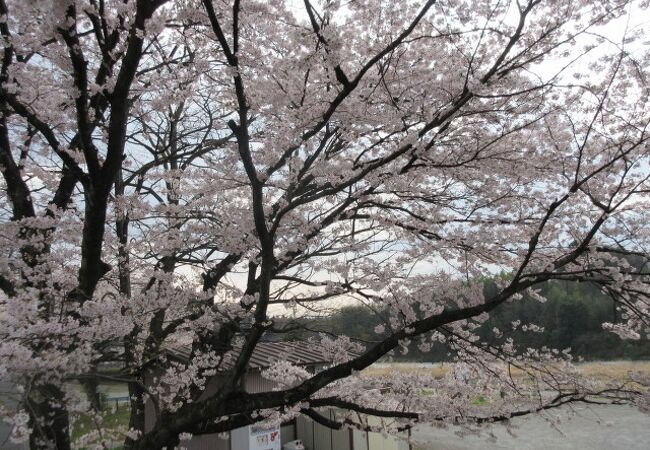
[166,341,341,371]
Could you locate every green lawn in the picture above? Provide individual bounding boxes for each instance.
[71,404,130,450]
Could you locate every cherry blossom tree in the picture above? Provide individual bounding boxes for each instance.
[1,0,649,449]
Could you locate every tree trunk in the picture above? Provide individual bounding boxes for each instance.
[28,384,71,450]
[123,380,146,450]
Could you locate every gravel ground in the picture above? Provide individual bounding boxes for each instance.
[411,404,650,450]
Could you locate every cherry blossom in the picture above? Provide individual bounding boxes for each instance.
[0,0,649,449]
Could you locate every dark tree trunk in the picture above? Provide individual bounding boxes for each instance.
[123,380,146,450]
[28,385,71,450]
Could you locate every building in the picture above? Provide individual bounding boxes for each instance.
[153,341,411,450]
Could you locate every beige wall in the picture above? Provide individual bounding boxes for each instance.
[367,416,410,450]
[281,422,296,444]
[296,410,410,450]
[244,370,277,394]
[297,411,352,450]
[183,433,230,450]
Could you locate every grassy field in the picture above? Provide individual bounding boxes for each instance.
[361,360,650,381]
[71,404,129,450]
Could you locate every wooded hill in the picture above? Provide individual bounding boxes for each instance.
[295,279,650,361]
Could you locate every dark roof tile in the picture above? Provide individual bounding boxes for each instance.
[166,341,349,371]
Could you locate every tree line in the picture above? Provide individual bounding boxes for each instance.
[306,278,650,361]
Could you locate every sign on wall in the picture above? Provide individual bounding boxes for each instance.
[249,422,281,450]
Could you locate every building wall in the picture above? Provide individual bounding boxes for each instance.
[145,369,409,450]
[144,374,230,449]
[231,421,296,450]
[243,370,277,394]
[295,410,410,450]
[313,416,333,450]
[183,433,230,450]
[331,420,350,450]
[368,431,406,450]
[297,413,315,450]
[367,416,410,450]
[281,422,296,444]
[145,371,289,449]
[297,411,353,450]
[352,428,369,450]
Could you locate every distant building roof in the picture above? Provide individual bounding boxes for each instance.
[166,341,341,371]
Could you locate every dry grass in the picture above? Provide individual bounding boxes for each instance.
[362,363,451,379]
[362,361,650,382]
[574,360,650,381]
